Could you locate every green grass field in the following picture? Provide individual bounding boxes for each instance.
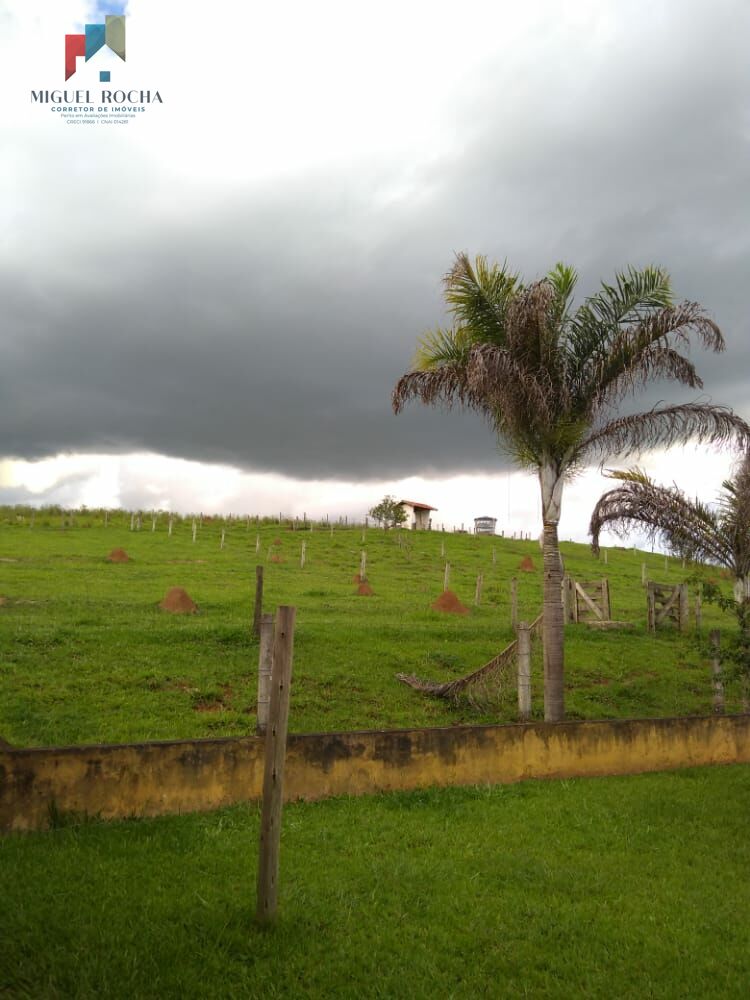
[2,766,749,998]
[0,507,743,748]
[2,509,748,997]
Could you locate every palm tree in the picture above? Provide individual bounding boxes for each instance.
[590,458,750,701]
[392,254,750,721]
[590,457,750,621]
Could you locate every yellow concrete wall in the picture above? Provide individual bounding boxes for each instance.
[2,715,750,832]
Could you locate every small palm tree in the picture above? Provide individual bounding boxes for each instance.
[590,457,750,697]
[393,254,750,721]
[590,458,750,598]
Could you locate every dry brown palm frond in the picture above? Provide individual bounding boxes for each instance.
[590,345,701,411]
[576,403,750,463]
[396,612,543,702]
[392,364,475,414]
[589,472,730,566]
[585,302,723,410]
[504,280,560,368]
[717,453,750,581]
[466,344,556,426]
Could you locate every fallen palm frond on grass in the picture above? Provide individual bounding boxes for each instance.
[397,611,543,701]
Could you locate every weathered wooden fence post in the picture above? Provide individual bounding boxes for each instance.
[647,582,656,633]
[678,583,689,633]
[695,587,702,633]
[443,562,451,592]
[474,574,483,607]
[360,550,367,581]
[253,566,264,639]
[561,575,571,624]
[710,629,724,714]
[300,542,306,569]
[256,606,296,925]
[256,613,275,735]
[517,621,531,721]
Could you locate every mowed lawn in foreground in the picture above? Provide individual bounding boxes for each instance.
[2,766,749,998]
[0,509,743,748]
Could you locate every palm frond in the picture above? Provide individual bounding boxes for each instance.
[466,344,555,425]
[392,364,475,414]
[575,403,750,463]
[717,453,750,580]
[589,471,730,566]
[443,253,520,344]
[547,262,578,326]
[581,265,673,330]
[505,279,566,374]
[413,325,473,370]
[567,266,674,384]
[586,303,724,411]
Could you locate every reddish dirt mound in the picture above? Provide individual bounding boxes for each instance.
[270,555,285,563]
[353,573,363,583]
[357,582,374,596]
[518,555,535,572]
[272,537,282,547]
[431,589,469,615]
[107,548,131,563]
[159,587,199,614]
[0,596,7,606]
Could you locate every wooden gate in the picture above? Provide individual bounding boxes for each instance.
[647,582,689,632]
[562,577,611,623]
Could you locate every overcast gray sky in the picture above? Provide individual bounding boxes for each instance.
[1,0,749,529]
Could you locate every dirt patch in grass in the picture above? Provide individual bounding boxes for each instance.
[357,582,374,596]
[192,684,233,712]
[193,699,223,712]
[106,548,130,563]
[159,587,198,614]
[272,538,282,547]
[518,555,535,572]
[270,555,285,563]
[431,590,469,615]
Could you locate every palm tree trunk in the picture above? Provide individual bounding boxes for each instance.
[738,597,750,712]
[542,520,565,721]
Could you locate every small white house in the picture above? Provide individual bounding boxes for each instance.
[474,516,497,535]
[397,500,437,530]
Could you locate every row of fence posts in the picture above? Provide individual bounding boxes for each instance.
[248,576,737,925]
[514,621,728,721]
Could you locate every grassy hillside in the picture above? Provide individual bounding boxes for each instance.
[0,507,743,747]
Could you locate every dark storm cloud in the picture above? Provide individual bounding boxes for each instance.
[2,0,749,478]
